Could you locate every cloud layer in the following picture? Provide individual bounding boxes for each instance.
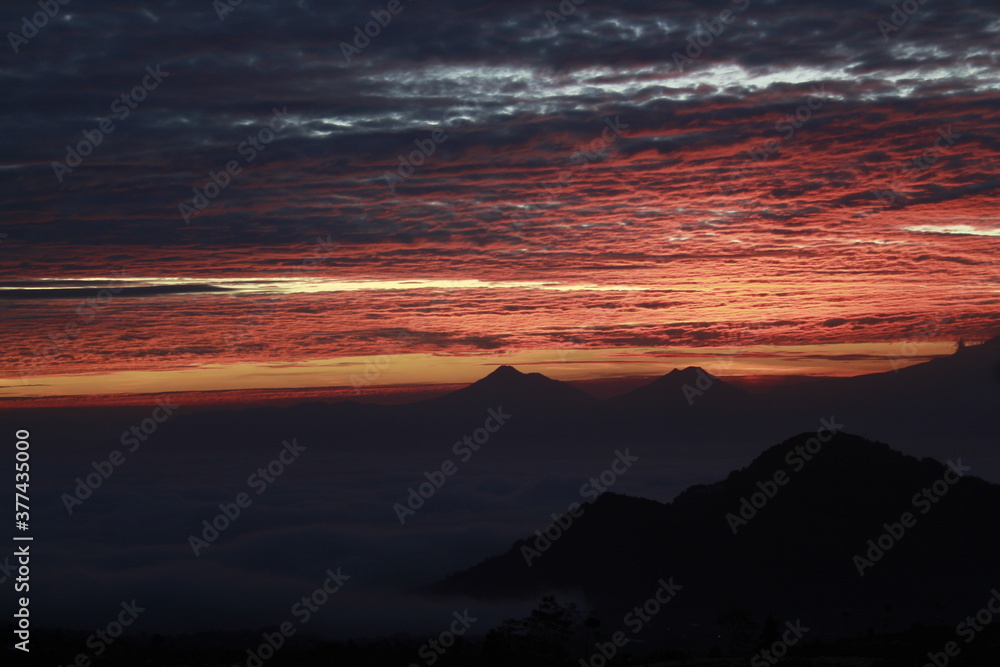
[2,0,999,391]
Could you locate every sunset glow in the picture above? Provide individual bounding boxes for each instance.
[2,0,998,404]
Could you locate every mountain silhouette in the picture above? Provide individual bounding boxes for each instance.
[4,338,1000,657]
[17,336,997,467]
[409,364,599,417]
[605,366,751,414]
[433,431,1000,642]
[761,335,1000,443]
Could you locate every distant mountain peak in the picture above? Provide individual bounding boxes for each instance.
[486,365,524,379]
[651,365,730,390]
[415,364,597,411]
[665,366,714,379]
[602,363,748,413]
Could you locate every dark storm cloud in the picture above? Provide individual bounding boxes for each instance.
[0,284,229,299]
[2,0,998,245]
[2,1,1000,366]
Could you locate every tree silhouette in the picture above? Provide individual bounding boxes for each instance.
[717,607,758,656]
[757,613,780,650]
[484,596,582,666]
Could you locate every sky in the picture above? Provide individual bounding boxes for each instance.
[2,0,999,402]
